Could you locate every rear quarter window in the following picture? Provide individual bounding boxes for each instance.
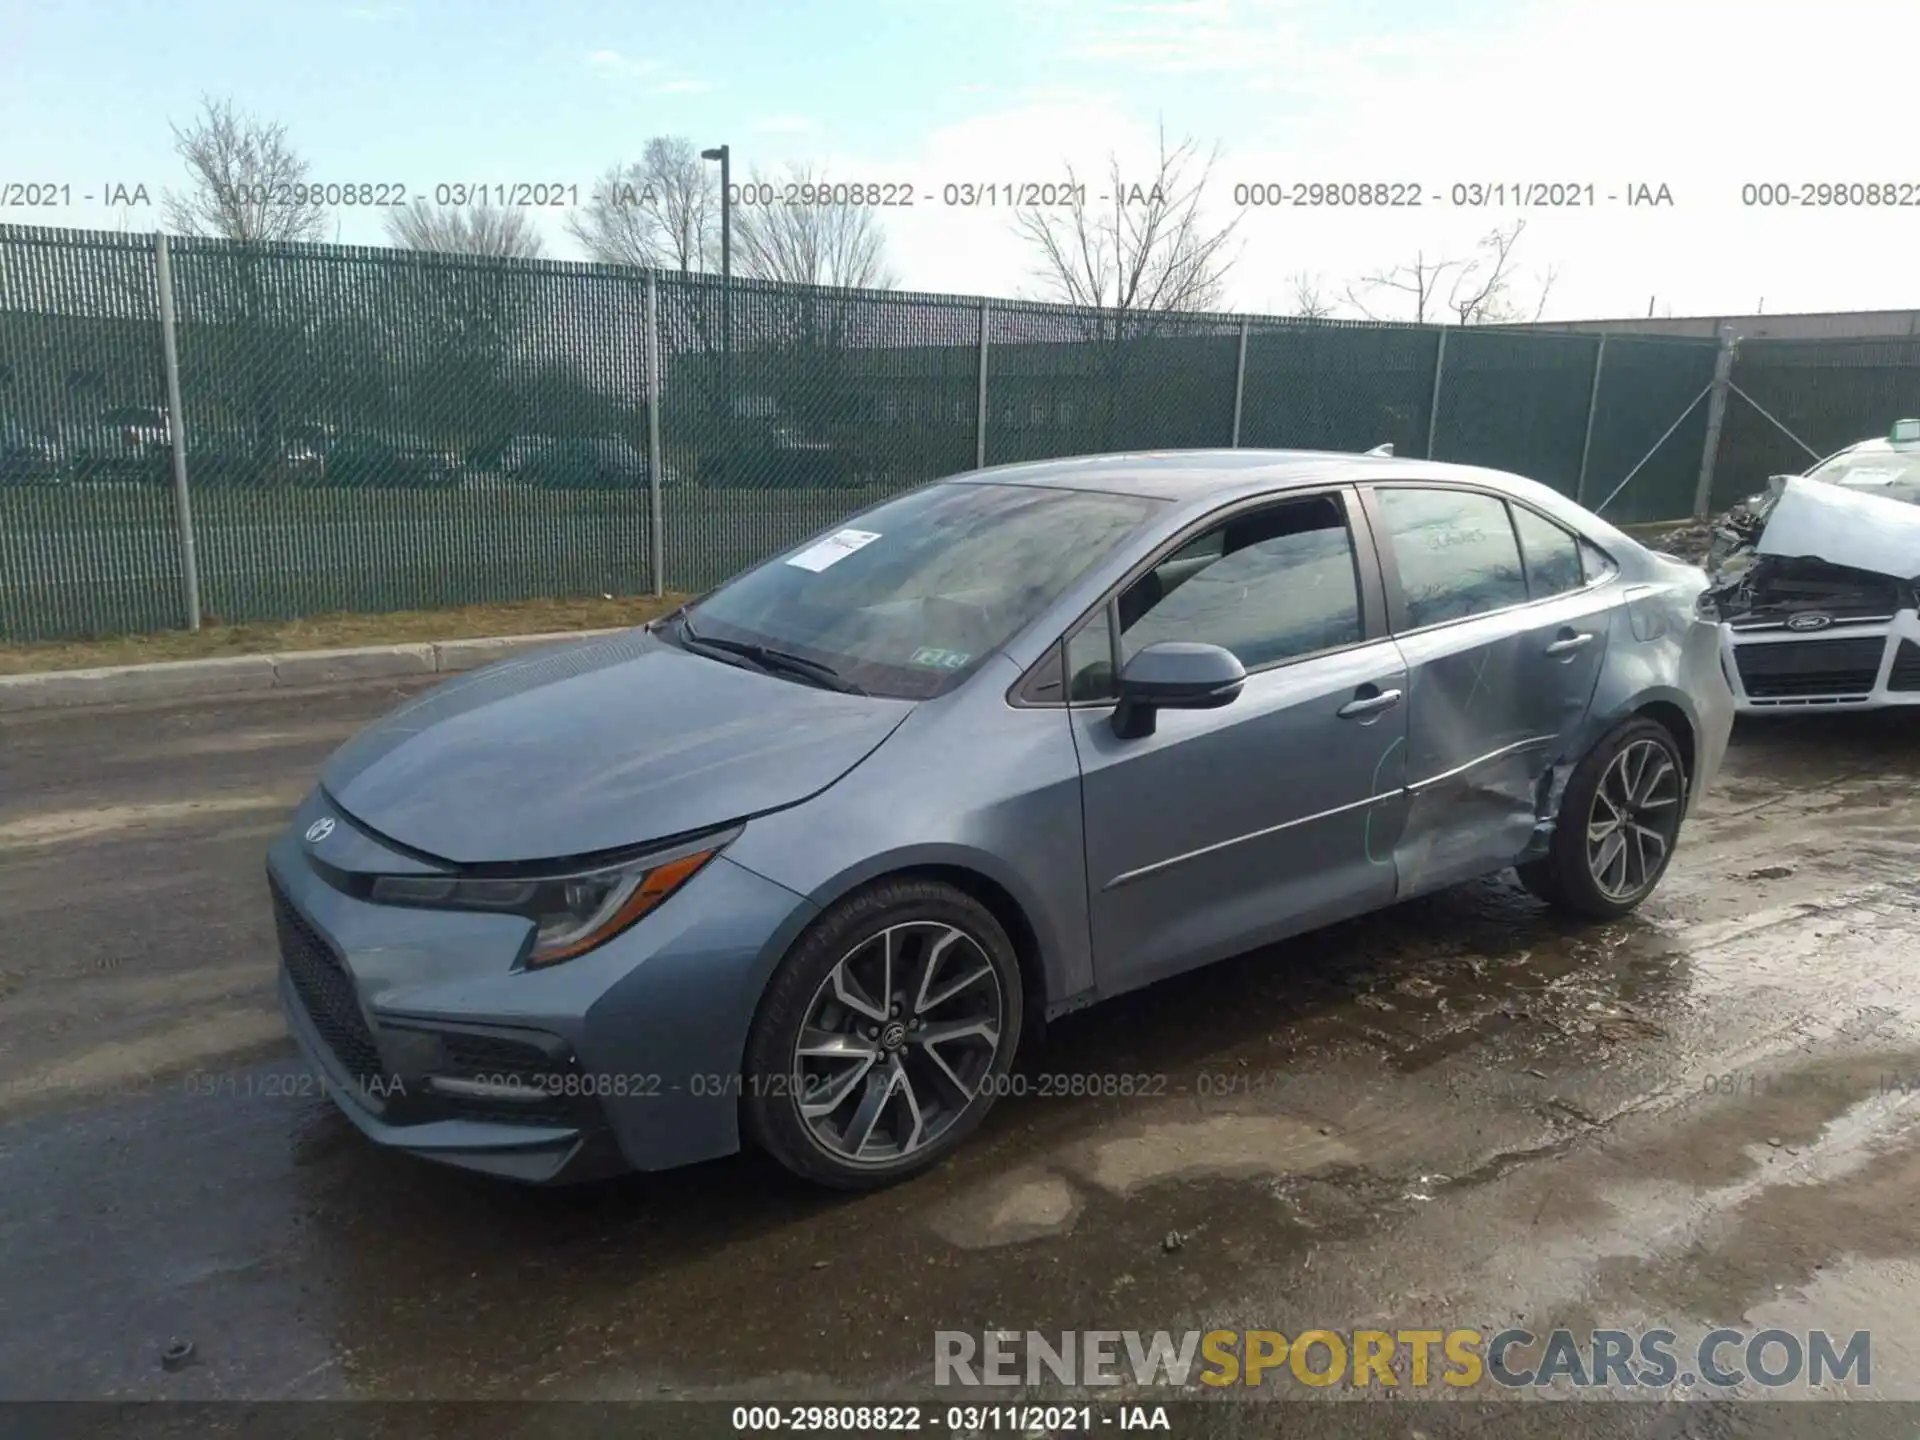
[1510,505,1584,598]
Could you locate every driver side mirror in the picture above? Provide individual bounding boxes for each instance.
[1111,641,1246,740]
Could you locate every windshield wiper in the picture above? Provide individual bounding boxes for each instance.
[677,616,868,695]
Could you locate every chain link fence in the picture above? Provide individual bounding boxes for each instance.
[1,223,1821,644]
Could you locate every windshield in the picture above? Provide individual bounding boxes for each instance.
[1808,447,1920,500]
[681,481,1162,698]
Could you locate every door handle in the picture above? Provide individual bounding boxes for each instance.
[1337,688,1403,719]
[1544,632,1594,658]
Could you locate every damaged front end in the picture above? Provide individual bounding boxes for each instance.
[1706,475,1920,709]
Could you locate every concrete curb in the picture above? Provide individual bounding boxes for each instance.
[0,628,629,713]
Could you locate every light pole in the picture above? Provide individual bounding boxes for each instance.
[701,144,732,465]
[699,144,731,280]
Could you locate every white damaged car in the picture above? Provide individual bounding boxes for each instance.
[1707,419,1920,710]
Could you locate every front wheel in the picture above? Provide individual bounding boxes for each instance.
[741,878,1023,1189]
[1517,717,1688,920]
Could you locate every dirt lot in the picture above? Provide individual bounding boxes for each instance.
[2,682,1918,1437]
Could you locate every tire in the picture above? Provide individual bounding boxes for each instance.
[741,877,1024,1190]
[1517,716,1688,920]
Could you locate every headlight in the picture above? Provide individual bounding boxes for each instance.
[368,833,729,966]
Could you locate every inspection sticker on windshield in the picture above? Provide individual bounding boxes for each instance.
[785,529,882,573]
[909,646,972,670]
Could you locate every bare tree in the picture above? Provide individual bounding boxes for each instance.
[1442,221,1557,324]
[384,203,545,258]
[567,137,718,271]
[162,96,328,244]
[1344,251,1464,325]
[733,163,895,289]
[1345,221,1557,325]
[1288,270,1336,319]
[1013,125,1241,337]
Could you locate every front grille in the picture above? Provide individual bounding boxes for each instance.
[1734,637,1888,699]
[1891,639,1920,692]
[271,882,390,1102]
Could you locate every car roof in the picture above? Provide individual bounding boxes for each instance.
[945,448,1531,501]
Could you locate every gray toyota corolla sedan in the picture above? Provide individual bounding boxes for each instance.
[269,449,1733,1188]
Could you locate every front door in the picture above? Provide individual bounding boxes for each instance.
[1067,490,1410,997]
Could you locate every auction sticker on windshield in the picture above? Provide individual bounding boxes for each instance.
[785,529,882,572]
[909,646,972,669]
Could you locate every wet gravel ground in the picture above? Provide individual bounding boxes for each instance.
[2,682,1919,1437]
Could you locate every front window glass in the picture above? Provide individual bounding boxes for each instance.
[683,482,1162,698]
[1118,495,1363,670]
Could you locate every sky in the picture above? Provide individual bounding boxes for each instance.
[5,0,1920,322]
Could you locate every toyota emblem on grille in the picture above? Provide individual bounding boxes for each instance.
[305,817,336,843]
[1785,612,1833,632]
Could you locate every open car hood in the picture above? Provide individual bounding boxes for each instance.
[1753,475,1920,580]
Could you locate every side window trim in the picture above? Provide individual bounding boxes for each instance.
[1360,480,1618,638]
[1009,485,1383,708]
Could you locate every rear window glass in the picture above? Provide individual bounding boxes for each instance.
[1374,487,1528,629]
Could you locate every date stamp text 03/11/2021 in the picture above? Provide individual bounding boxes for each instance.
[0,177,1690,212]
[16,176,1920,213]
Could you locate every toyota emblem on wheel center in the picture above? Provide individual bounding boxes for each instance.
[1785,612,1833,631]
[304,817,336,843]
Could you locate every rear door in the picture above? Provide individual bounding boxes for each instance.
[1360,483,1609,898]
[1063,488,1411,997]
[1504,500,1615,759]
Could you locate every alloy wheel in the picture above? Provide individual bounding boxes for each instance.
[792,922,1005,1166]
[1586,737,1683,902]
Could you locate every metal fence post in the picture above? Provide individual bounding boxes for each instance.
[1230,319,1249,447]
[1692,324,1737,520]
[1425,327,1449,460]
[975,299,990,470]
[646,271,665,597]
[153,233,202,631]
[1574,334,1608,503]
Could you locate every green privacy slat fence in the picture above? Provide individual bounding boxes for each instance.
[658,274,981,593]
[982,305,1244,463]
[1240,320,1439,457]
[162,236,658,622]
[1578,335,1720,525]
[0,227,185,641]
[1715,336,1920,512]
[1432,327,1598,493]
[1,222,1832,643]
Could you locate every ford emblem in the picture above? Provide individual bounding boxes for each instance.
[1785,612,1833,632]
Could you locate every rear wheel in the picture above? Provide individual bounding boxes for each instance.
[742,878,1023,1189]
[1518,717,1688,919]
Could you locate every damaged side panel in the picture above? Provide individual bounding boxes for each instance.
[1391,585,1613,900]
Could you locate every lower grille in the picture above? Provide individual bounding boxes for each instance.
[1734,637,1888,699]
[271,882,390,1101]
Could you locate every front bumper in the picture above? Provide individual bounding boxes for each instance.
[267,800,819,1183]
[1720,609,1920,712]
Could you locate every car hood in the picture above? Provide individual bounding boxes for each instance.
[320,628,916,865]
[1755,474,1920,579]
